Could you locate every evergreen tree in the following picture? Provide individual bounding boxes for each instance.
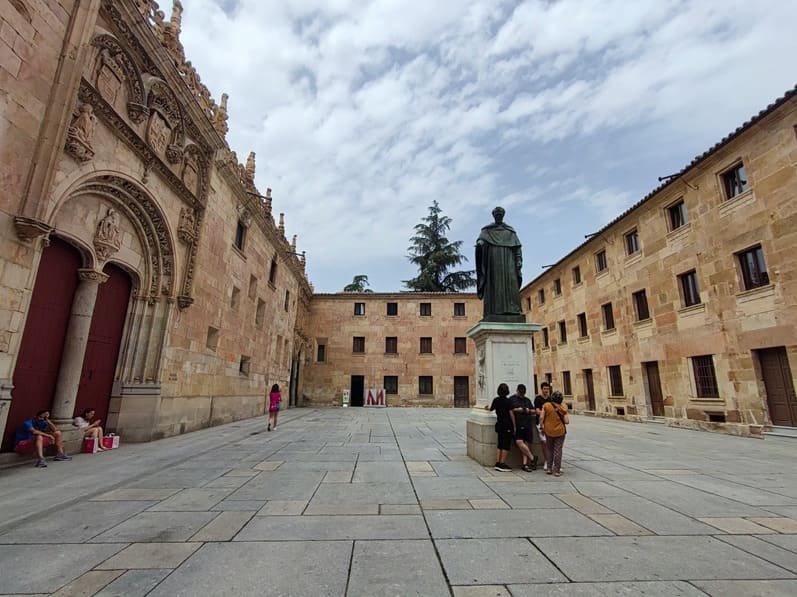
[343,274,373,292]
[403,201,476,292]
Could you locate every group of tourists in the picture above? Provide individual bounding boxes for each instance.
[485,381,570,476]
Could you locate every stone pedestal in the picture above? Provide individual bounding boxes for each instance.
[107,382,162,442]
[465,321,540,466]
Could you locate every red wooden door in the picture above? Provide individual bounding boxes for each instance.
[3,238,81,451]
[73,264,131,426]
[760,347,797,427]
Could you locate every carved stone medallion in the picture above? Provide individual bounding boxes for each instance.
[146,111,170,157]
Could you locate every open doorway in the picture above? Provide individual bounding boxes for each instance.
[350,375,364,407]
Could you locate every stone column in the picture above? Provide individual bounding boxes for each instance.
[465,321,541,466]
[50,269,108,423]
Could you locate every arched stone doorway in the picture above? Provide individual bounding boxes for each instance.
[74,263,132,427]
[2,238,82,451]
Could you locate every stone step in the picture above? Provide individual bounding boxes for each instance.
[646,417,667,424]
[763,425,797,439]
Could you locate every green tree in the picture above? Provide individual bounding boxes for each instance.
[343,274,373,293]
[403,201,476,292]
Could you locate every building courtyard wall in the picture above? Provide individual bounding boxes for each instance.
[521,89,797,434]
[302,293,482,407]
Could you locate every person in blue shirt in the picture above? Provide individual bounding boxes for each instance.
[14,410,71,468]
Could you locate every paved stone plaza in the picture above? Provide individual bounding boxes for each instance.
[1,409,796,596]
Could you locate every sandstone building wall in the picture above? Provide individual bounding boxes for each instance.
[302,294,482,407]
[520,88,797,435]
[0,0,311,446]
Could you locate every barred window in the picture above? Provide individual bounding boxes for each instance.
[420,337,432,354]
[608,365,623,396]
[578,313,588,337]
[632,289,650,321]
[454,337,467,354]
[384,376,398,395]
[419,376,433,395]
[352,337,365,353]
[420,303,432,316]
[385,337,397,354]
[692,355,719,398]
[454,302,465,316]
[387,302,398,316]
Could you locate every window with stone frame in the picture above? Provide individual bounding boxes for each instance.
[234,220,246,251]
[526,297,532,311]
[632,289,650,321]
[679,270,701,307]
[545,372,553,385]
[596,249,608,272]
[420,337,432,354]
[692,355,719,398]
[558,320,567,344]
[239,355,251,376]
[387,302,398,316]
[553,278,562,296]
[255,298,265,327]
[577,312,588,337]
[562,371,572,396]
[454,337,467,354]
[737,245,769,290]
[602,302,615,330]
[668,199,688,230]
[206,327,219,351]
[625,228,640,255]
[420,302,432,316]
[354,302,365,316]
[385,336,398,354]
[721,162,748,200]
[316,343,326,362]
[231,286,240,310]
[248,275,257,300]
[352,336,365,353]
[268,258,278,286]
[608,365,623,396]
[419,376,433,395]
[538,288,545,304]
[454,302,466,316]
[572,265,581,285]
[284,289,290,312]
[384,375,398,395]
[542,327,549,347]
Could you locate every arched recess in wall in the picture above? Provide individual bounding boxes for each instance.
[49,173,177,385]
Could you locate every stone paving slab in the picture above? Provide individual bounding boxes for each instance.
[697,517,777,534]
[96,542,201,569]
[90,511,219,543]
[91,488,180,501]
[93,569,171,597]
[534,536,795,581]
[0,544,126,594]
[146,488,233,511]
[50,570,124,597]
[716,535,797,574]
[352,461,410,482]
[147,541,351,597]
[593,496,722,535]
[760,534,797,553]
[690,579,797,596]
[347,540,450,597]
[0,500,154,544]
[413,477,498,500]
[437,538,567,585]
[451,586,510,597]
[507,581,706,596]
[425,509,612,539]
[235,514,429,541]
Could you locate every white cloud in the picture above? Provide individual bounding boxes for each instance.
[179,0,797,291]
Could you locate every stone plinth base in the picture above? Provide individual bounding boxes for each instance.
[466,408,545,467]
[465,320,541,466]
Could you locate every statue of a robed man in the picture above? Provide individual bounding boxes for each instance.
[475,207,525,322]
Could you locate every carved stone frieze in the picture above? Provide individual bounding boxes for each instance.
[127,101,149,124]
[65,103,96,162]
[91,34,145,118]
[78,79,205,209]
[165,143,183,164]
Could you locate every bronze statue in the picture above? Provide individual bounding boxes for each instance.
[476,207,525,322]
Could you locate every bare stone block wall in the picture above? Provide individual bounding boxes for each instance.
[522,97,797,431]
[303,294,482,407]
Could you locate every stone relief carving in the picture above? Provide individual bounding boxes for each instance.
[146,111,170,157]
[78,268,110,284]
[94,206,122,261]
[65,103,96,162]
[237,203,252,228]
[91,34,147,123]
[13,216,53,244]
[477,347,486,389]
[177,206,196,244]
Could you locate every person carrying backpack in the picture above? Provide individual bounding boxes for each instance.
[539,390,569,476]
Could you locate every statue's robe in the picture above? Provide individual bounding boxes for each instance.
[476,223,523,321]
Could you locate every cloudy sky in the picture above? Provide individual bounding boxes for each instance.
[180,0,797,293]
